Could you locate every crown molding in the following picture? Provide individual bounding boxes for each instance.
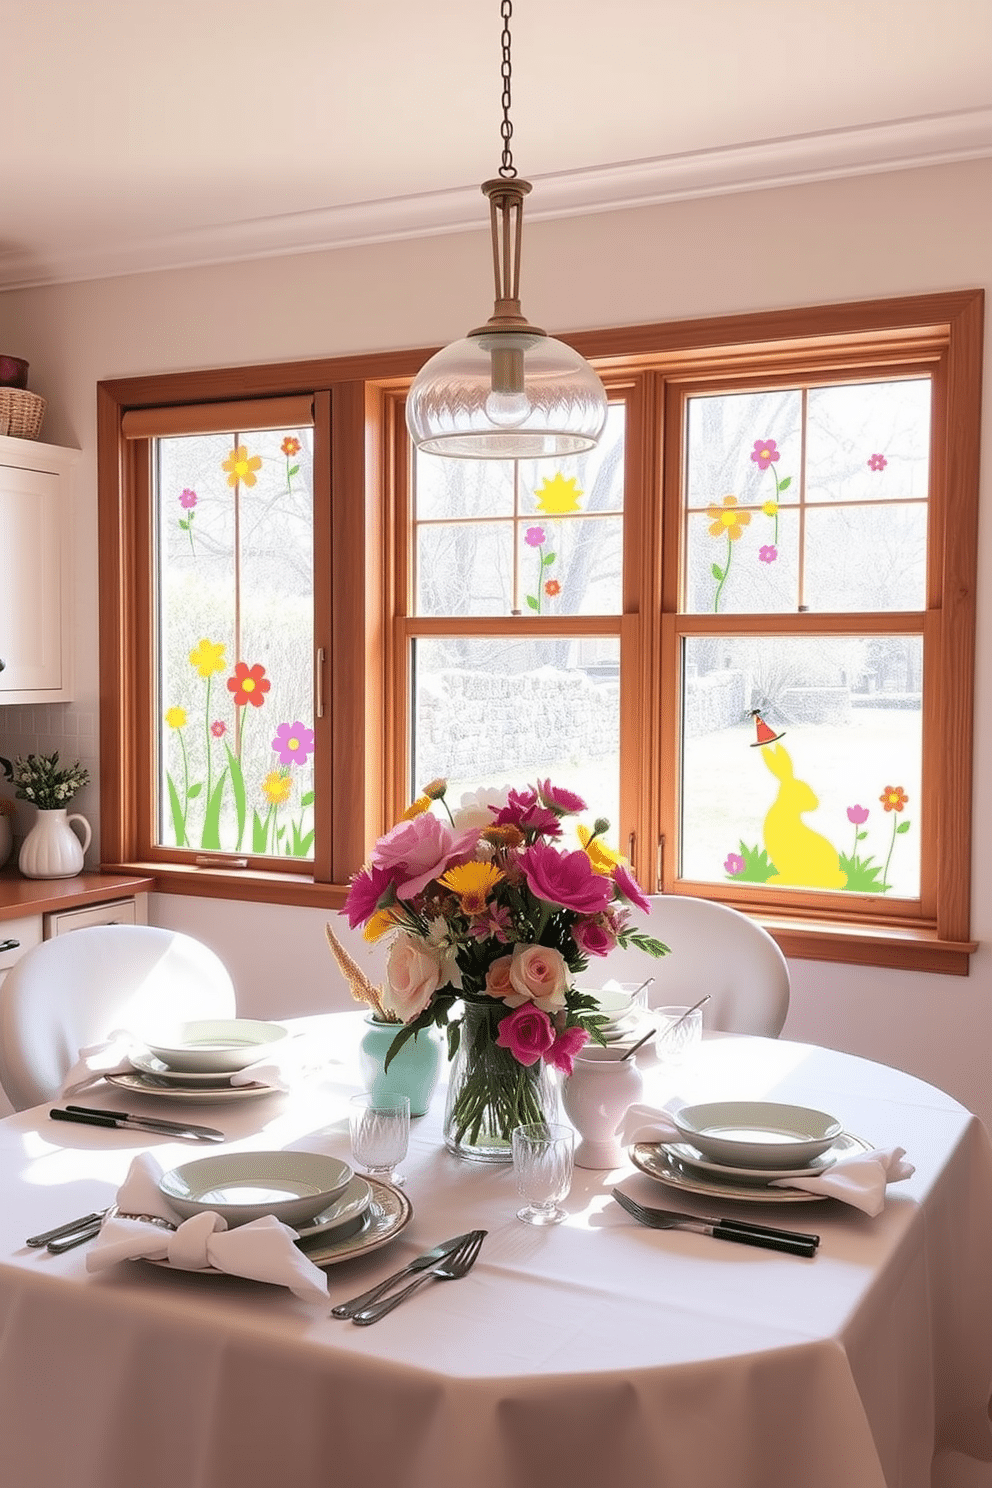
[3,107,991,292]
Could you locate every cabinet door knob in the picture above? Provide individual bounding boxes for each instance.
[0,938,21,953]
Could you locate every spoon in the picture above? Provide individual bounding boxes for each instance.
[620,993,711,1062]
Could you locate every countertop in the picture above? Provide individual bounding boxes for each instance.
[0,870,155,921]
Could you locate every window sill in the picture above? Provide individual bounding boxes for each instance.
[112,861,976,975]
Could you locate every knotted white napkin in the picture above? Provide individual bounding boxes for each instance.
[85,1153,329,1301]
[60,1031,134,1096]
[619,1102,914,1217]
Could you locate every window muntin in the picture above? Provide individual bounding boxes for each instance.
[153,423,315,860]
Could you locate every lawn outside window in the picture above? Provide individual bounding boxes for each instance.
[98,290,982,972]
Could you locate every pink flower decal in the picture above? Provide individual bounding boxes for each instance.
[544,1024,588,1075]
[271,721,314,766]
[751,439,780,470]
[179,488,197,510]
[210,720,227,738]
[611,862,650,914]
[524,526,546,547]
[867,453,887,472]
[846,805,870,825]
[758,545,778,564]
[521,842,612,916]
[724,852,745,876]
[371,813,479,901]
[495,1003,556,1066]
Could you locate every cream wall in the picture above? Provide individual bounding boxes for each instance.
[2,157,991,1126]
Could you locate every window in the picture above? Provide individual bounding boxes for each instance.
[99,290,982,970]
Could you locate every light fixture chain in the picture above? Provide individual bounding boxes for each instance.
[498,0,516,179]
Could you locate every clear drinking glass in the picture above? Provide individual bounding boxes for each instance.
[652,1006,704,1066]
[349,1093,410,1187]
[512,1122,574,1226]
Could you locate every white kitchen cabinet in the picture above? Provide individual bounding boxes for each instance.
[0,434,79,702]
[44,894,148,936]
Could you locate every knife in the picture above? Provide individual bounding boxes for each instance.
[50,1107,225,1142]
[330,1232,476,1318]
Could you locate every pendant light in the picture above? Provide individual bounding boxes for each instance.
[406,0,608,460]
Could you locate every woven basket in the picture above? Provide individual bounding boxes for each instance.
[0,388,46,440]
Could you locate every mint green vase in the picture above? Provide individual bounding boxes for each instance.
[358,1016,442,1117]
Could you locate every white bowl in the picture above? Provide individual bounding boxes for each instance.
[140,1018,289,1073]
[670,1101,844,1169]
[159,1151,353,1229]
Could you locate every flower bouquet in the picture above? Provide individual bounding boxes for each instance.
[341,779,668,1161]
[0,752,90,808]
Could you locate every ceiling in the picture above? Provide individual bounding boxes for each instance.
[3,0,991,291]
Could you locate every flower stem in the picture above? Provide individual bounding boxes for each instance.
[713,535,732,613]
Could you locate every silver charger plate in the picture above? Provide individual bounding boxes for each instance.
[630,1138,869,1204]
[661,1131,872,1183]
[107,1070,281,1103]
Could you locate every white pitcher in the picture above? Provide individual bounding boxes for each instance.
[562,1044,644,1169]
[18,807,92,879]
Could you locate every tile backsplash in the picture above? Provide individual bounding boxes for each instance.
[0,702,98,848]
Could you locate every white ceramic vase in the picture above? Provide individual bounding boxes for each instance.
[18,807,91,879]
[562,1044,644,1169]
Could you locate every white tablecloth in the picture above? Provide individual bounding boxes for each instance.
[0,1014,990,1488]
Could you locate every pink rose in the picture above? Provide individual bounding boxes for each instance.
[521,841,612,916]
[484,954,514,1000]
[495,1003,556,1066]
[545,1025,588,1075]
[572,916,617,958]
[371,813,479,900]
[505,943,568,1010]
[382,934,443,1022]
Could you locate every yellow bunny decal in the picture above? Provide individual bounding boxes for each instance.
[760,742,847,889]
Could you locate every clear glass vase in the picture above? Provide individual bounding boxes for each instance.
[443,1001,560,1163]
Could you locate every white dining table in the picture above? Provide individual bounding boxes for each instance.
[0,1012,990,1488]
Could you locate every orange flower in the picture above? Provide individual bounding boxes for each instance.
[281,436,301,457]
[227,661,271,708]
[544,579,561,597]
[707,495,751,542]
[879,785,908,812]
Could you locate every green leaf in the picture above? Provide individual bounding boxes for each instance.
[711,563,724,580]
[201,768,228,850]
[525,595,539,611]
[288,464,299,477]
[778,476,792,491]
[252,808,270,855]
[224,743,247,851]
[856,830,868,841]
[166,772,187,847]
[300,790,315,807]
[178,519,189,531]
[542,552,557,565]
[187,782,203,800]
[896,820,911,834]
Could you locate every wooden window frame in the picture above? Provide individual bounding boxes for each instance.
[97,290,981,971]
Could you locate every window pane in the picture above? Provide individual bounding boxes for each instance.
[804,504,927,611]
[806,379,931,503]
[679,634,921,899]
[411,635,621,834]
[686,389,802,510]
[686,508,799,614]
[155,427,315,860]
[414,404,625,618]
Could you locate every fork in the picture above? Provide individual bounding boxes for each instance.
[351,1230,487,1324]
[611,1189,820,1257]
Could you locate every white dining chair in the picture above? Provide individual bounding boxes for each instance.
[0,924,237,1110]
[600,895,790,1037]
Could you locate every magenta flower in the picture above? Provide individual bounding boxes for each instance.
[179,488,197,510]
[521,841,612,916]
[468,902,513,943]
[847,805,870,825]
[867,453,887,472]
[371,813,479,901]
[492,788,561,838]
[758,545,778,564]
[271,721,314,766]
[750,439,780,470]
[724,852,745,876]
[210,720,227,738]
[544,1024,588,1076]
[611,862,650,914]
[495,1003,556,1066]
[572,916,617,958]
[341,863,400,928]
[524,526,546,547]
[535,779,587,815]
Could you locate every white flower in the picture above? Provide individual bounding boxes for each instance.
[451,786,513,832]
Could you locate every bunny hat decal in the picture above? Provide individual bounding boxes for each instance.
[759,738,848,889]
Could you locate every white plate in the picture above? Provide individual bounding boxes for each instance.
[670,1100,844,1168]
[159,1151,353,1228]
[128,1050,270,1087]
[294,1175,372,1240]
[107,1070,282,1103]
[139,1019,289,1074]
[662,1132,872,1183]
[630,1139,868,1204]
[144,1179,412,1273]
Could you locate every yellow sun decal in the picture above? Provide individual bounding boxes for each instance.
[533,473,583,514]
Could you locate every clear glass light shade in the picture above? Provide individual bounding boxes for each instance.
[406,330,609,459]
